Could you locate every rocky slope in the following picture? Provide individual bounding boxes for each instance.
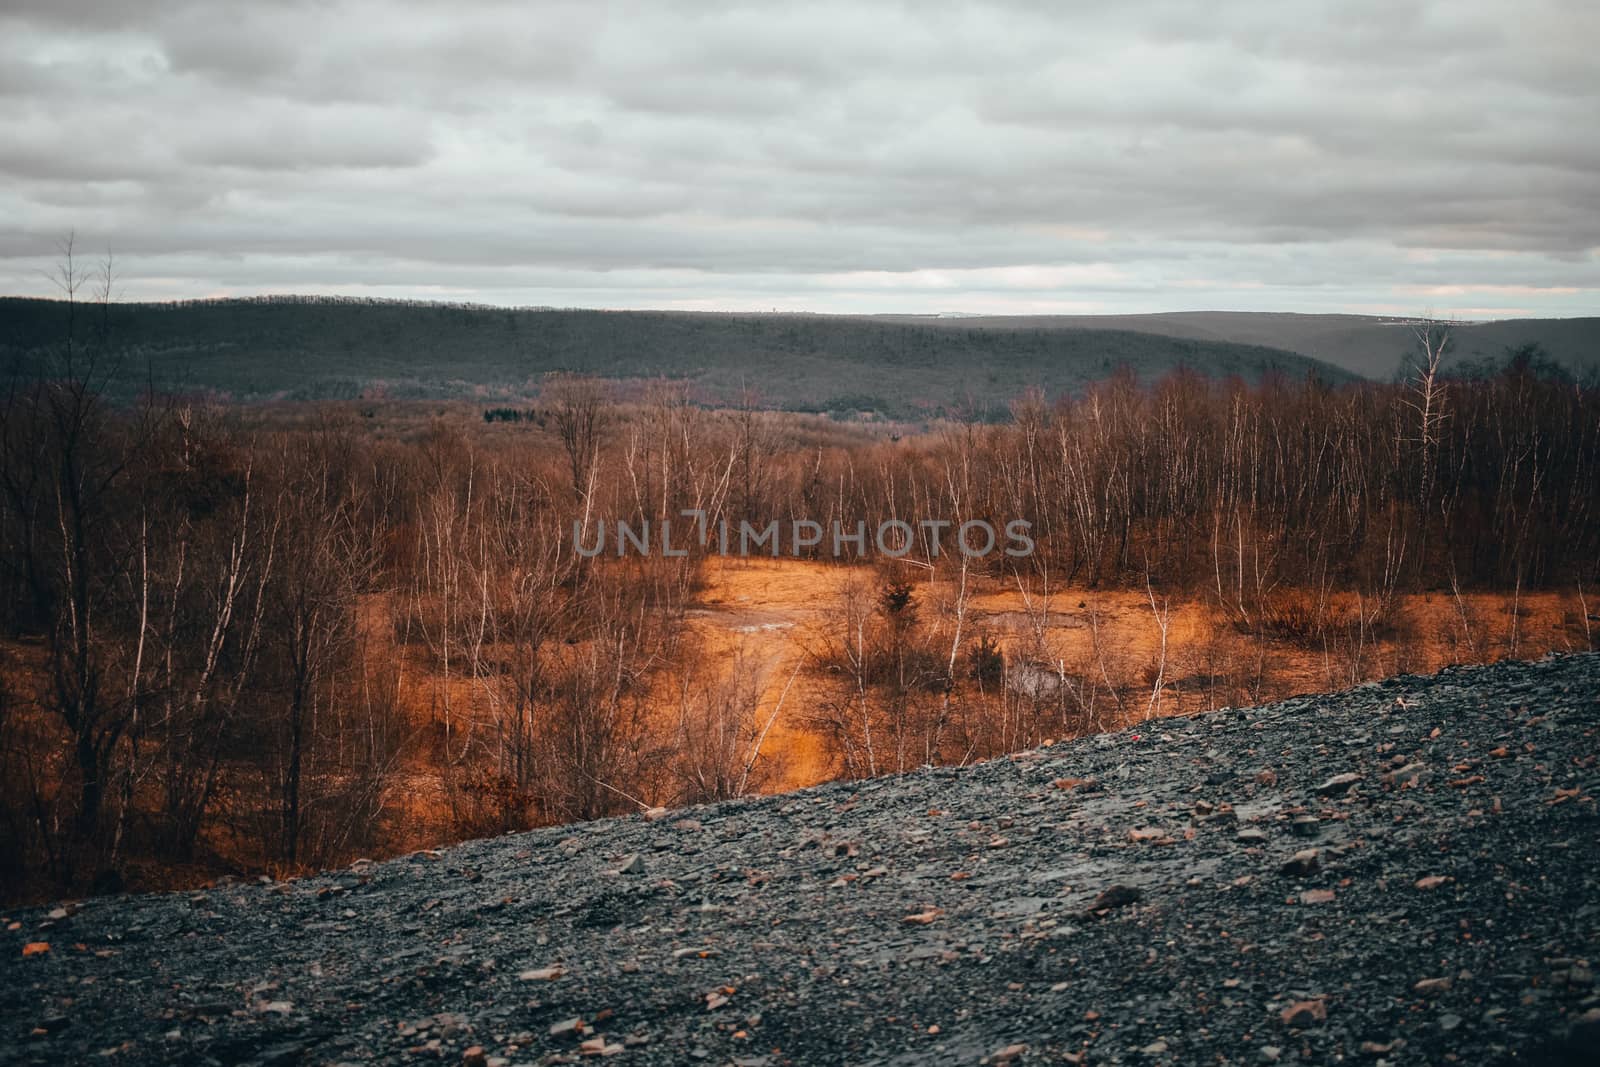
[4,654,1598,1066]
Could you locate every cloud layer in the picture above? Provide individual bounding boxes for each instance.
[2,0,1596,316]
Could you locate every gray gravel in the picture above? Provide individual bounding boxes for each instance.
[4,653,1599,1065]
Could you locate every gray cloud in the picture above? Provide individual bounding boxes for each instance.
[0,0,1595,317]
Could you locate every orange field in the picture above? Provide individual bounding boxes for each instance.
[370,557,1593,855]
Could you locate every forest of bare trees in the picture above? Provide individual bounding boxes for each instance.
[2,287,1596,902]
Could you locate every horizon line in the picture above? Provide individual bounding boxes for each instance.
[2,292,1574,325]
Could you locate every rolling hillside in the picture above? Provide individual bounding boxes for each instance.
[0,297,1350,417]
[871,311,1600,380]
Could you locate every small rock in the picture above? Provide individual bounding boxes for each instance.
[462,1047,488,1067]
[1290,816,1322,838]
[1438,1012,1463,1032]
[1259,1047,1282,1063]
[1236,828,1268,844]
[1414,875,1452,890]
[1383,762,1426,786]
[1280,849,1320,877]
[1087,884,1142,911]
[1414,976,1452,996]
[1315,772,1362,796]
[1280,999,1327,1027]
[618,854,647,876]
[519,965,566,981]
[987,1044,1028,1064]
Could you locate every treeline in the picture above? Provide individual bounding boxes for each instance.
[482,407,540,424]
[0,295,1346,415]
[1,340,1595,902]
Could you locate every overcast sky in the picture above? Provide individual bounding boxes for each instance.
[1,0,1596,318]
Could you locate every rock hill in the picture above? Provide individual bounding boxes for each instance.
[3,654,1598,1065]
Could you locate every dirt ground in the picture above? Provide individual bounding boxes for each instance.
[245,559,1600,862]
[684,559,1593,792]
[10,556,1590,893]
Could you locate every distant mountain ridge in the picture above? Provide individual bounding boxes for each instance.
[869,310,1600,380]
[0,296,1352,417]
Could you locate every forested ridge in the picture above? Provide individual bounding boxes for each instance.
[0,295,1351,416]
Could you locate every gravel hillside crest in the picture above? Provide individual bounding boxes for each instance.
[4,654,1598,1065]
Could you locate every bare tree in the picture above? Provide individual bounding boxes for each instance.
[545,374,608,504]
[0,238,154,881]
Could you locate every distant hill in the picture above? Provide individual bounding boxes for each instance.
[0,297,1351,418]
[870,311,1600,380]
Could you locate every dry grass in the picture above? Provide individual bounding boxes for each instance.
[7,556,1587,896]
